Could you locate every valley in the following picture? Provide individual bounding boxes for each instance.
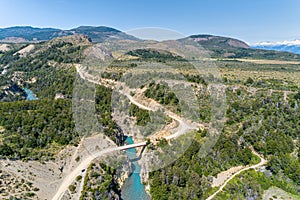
[0,26,299,200]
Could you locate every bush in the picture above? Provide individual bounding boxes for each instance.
[68,184,76,193]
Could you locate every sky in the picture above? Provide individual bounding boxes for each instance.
[0,0,300,44]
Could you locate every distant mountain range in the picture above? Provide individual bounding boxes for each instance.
[1,26,300,60]
[252,40,300,54]
[0,26,251,48]
[0,26,137,43]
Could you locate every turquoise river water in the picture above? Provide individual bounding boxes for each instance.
[24,88,38,100]
[121,137,150,200]
[23,88,149,199]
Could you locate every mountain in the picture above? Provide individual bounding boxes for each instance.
[0,26,71,42]
[1,26,300,61]
[0,26,138,43]
[70,26,138,42]
[252,40,300,54]
[181,35,300,60]
[188,34,250,49]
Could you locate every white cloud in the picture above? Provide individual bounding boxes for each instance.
[255,39,300,46]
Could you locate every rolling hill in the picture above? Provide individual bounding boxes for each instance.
[0,26,138,43]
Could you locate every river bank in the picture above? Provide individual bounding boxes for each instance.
[121,136,150,200]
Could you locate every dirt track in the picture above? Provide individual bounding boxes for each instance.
[51,65,201,200]
[206,151,267,200]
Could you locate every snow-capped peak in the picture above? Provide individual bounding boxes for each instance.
[255,39,300,46]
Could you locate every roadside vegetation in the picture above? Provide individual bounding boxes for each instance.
[213,169,299,199]
[129,103,151,126]
[148,69,300,199]
[144,81,181,113]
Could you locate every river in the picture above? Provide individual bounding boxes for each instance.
[23,88,149,199]
[121,137,150,200]
[24,88,38,100]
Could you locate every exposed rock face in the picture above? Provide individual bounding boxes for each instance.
[48,34,92,46]
[77,158,132,200]
[0,83,25,102]
[0,44,11,51]
[114,124,126,146]
[117,160,133,188]
[0,37,29,43]
[54,93,65,100]
[14,44,35,57]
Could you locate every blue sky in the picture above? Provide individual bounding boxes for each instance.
[0,0,299,43]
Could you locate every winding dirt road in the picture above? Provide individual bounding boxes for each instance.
[52,65,200,200]
[206,151,267,200]
[52,142,147,200]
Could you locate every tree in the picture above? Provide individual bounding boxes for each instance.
[246,77,254,85]
[294,92,300,100]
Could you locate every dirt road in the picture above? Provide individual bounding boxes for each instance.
[206,151,267,200]
[52,142,146,200]
[53,65,201,200]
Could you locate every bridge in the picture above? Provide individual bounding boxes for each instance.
[117,141,147,151]
[53,65,202,200]
[52,141,148,200]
